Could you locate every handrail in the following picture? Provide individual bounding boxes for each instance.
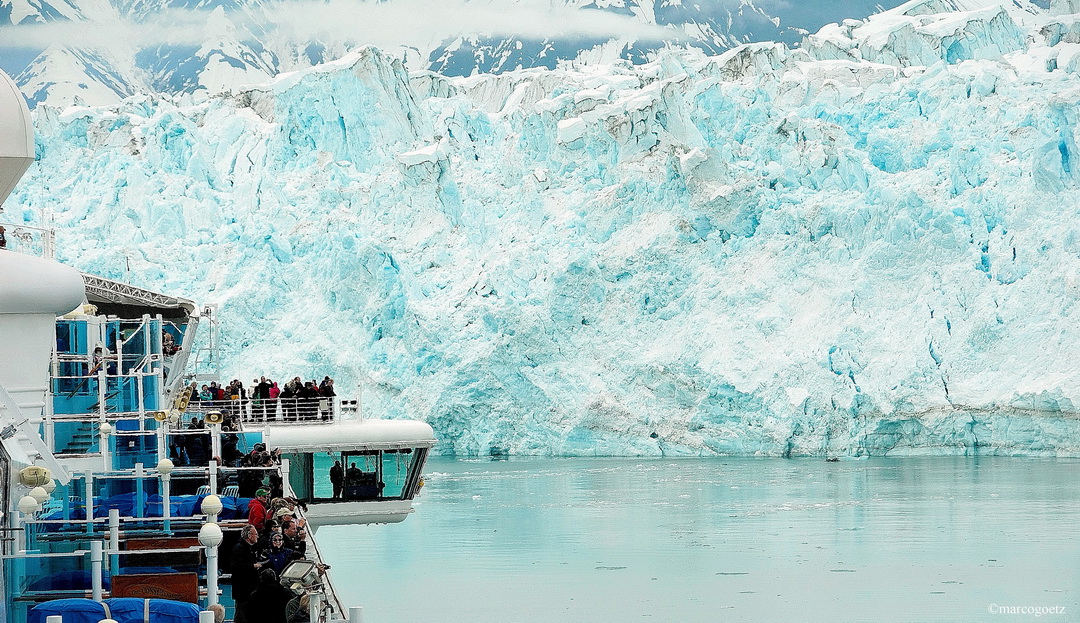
[297,508,347,618]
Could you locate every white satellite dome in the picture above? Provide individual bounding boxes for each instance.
[0,70,33,208]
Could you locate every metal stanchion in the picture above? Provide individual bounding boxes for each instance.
[91,540,103,601]
[108,509,120,576]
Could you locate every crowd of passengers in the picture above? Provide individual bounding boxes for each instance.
[229,450,326,623]
[190,376,337,422]
[162,431,330,621]
[167,424,285,500]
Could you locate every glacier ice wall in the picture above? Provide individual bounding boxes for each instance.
[9,0,1080,457]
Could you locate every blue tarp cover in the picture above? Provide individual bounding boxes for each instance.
[29,597,201,623]
[43,494,251,522]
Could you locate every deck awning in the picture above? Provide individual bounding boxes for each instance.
[80,273,196,321]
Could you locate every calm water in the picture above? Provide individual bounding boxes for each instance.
[316,457,1080,622]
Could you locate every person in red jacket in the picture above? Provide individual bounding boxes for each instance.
[247,488,270,531]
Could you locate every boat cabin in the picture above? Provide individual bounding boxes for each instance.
[262,420,436,527]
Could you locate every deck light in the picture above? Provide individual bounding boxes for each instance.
[99,422,114,435]
[28,486,48,505]
[18,495,40,515]
[42,478,56,495]
[198,522,224,548]
[201,494,223,519]
[157,458,175,475]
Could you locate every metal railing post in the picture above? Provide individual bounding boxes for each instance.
[163,470,172,534]
[91,540,103,601]
[206,543,219,607]
[84,471,94,535]
[134,463,145,518]
[109,509,120,577]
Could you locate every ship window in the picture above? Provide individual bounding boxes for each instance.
[342,452,381,501]
[301,448,427,503]
[380,450,412,499]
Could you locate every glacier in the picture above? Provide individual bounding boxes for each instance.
[6,0,1080,458]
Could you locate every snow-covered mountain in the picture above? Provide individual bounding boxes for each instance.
[1,0,901,108]
[8,0,1080,457]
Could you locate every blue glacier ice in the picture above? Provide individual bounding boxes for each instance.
[7,0,1080,457]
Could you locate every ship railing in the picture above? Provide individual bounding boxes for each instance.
[183,396,341,424]
[0,220,55,258]
[280,457,348,620]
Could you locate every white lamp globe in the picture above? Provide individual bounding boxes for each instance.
[43,478,56,495]
[18,495,40,515]
[157,458,175,475]
[29,486,48,505]
[198,522,224,548]
[99,422,114,435]
[201,494,223,517]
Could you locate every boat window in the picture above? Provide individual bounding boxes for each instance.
[380,449,413,499]
[343,452,381,501]
[291,448,428,504]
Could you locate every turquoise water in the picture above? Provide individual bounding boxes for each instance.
[317,457,1080,622]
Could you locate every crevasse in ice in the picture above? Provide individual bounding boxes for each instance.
[11,0,1080,456]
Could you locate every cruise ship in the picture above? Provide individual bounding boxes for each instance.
[0,69,436,622]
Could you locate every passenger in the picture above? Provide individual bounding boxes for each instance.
[319,378,336,419]
[258,518,282,550]
[281,519,307,556]
[346,462,361,484]
[268,472,284,499]
[264,532,301,576]
[163,332,180,356]
[186,421,208,465]
[330,460,343,499]
[248,567,295,623]
[287,594,311,623]
[230,524,265,623]
[222,433,241,466]
[300,381,320,420]
[247,488,270,531]
[207,604,226,623]
[0,225,6,249]
[279,380,296,422]
[256,376,273,420]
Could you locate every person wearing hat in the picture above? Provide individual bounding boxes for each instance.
[247,488,270,531]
